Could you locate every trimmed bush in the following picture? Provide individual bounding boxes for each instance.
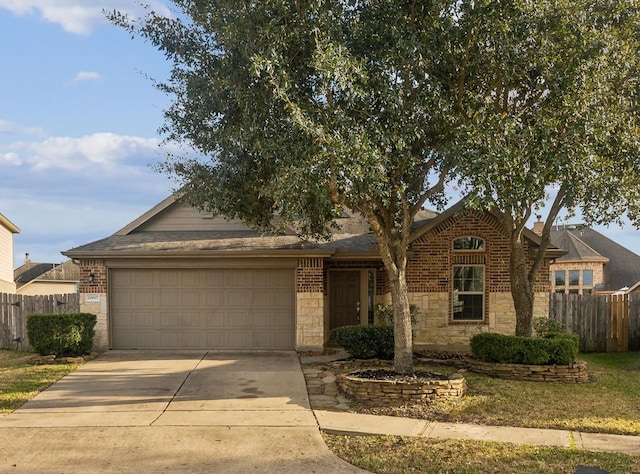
[470,332,579,365]
[330,325,394,359]
[27,313,97,357]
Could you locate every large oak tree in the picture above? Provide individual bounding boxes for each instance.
[111,0,640,371]
[111,1,456,374]
[443,0,640,335]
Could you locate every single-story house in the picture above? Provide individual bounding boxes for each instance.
[63,195,561,352]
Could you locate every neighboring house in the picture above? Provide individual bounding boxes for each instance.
[548,223,640,295]
[63,195,561,352]
[0,212,20,293]
[14,255,80,296]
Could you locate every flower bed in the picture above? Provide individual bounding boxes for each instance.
[337,368,466,406]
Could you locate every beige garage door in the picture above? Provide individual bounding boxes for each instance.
[110,268,295,350]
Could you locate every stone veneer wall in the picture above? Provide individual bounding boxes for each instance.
[296,258,324,350]
[409,291,549,349]
[78,259,108,350]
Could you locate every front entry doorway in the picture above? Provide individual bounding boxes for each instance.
[329,271,361,329]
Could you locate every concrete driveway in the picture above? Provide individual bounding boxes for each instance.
[0,351,366,473]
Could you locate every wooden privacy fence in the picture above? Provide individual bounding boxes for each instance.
[0,293,80,352]
[549,293,640,353]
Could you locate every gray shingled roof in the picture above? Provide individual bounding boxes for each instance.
[550,228,608,262]
[551,225,640,292]
[64,230,380,257]
[14,260,79,288]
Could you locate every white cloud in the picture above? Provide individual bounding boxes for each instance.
[7,132,163,171]
[0,1,172,36]
[0,152,21,165]
[72,71,101,82]
[0,119,44,137]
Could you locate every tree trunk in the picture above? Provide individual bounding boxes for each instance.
[390,266,413,374]
[509,234,535,337]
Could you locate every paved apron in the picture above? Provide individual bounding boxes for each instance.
[0,351,366,473]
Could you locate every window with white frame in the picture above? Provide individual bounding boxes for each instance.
[452,265,485,321]
[452,237,485,321]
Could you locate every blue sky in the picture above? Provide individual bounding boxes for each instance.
[1,1,638,268]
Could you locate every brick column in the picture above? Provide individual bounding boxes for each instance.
[296,258,325,350]
[78,259,108,351]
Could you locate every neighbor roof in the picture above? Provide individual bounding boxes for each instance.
[14,260,80,288]
[0,212,20,234]
[551,225,640,292]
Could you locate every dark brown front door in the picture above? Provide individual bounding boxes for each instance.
[330,271,361,329]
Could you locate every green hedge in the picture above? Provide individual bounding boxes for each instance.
[27,313,97,357]
[470,332,579,365]
[330,325,394,359]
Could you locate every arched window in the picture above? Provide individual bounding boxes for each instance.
[453,236,485,251]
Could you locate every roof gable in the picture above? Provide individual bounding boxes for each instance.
[550,228,609,263]
[409,200,565,258]
[116,195,258,235]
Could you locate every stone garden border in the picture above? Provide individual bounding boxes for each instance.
[337,370,466,406]
[418,357,590,383]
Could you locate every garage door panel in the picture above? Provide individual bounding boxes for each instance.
[227,331,248,347]
[206,291,225,306]
[273,293,295,308]
[180,312,203,328]
[111,268,295,350]
[133,271,154,287]
[226,271,247,287]
[226,311,247,328]
[135,291,155,307]
[227,291,249,307]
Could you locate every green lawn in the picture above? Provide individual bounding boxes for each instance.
[325,352,640,473]
[350,352,640,435]
[324,436,640,474]
[0,350,80,414]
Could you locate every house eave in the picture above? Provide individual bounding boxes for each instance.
[62,249,335,260]
[0,213,20,234]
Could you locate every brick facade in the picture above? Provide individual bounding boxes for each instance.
[76,210,552,352]
[77,259,108,350]
[78,259,107,294]
[296,258,324,293]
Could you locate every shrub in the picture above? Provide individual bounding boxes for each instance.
[330,325,394,359]
[470,332,579,365]
[27,313,97,357]
[533,317,567,337]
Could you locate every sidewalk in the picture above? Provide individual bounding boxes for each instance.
[300,352,640,457]
[313,410,640,456]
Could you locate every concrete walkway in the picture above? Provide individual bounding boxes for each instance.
[0,351,366,473]
[302,352,640,457]
[314,410,640,456]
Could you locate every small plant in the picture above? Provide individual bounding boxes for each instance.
[375,304,420,326]
[27,313,96,357]
[330,325,394,359]
[533,317,567,337]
